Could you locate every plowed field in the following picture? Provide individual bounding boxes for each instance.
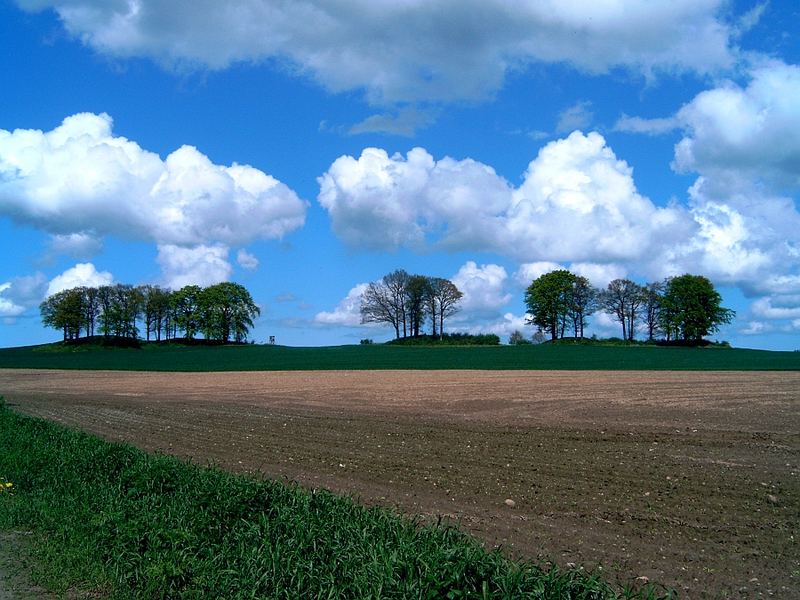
[1,369,797,598]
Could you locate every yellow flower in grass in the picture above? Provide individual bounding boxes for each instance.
[0,481,11,490]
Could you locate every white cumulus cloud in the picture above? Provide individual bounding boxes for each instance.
[314,283,369,327]
[452,261,512,314]
[319,132,690,264]
[318,146,512,250]
[16,1,737,104]
[513,262,565,287]
[46,263,113,296]
[0,273,48,318]
[751,296,800,321]
[0,283,26,317]
[0,113,307,246]
[569,263,628,288]
[674,62,800,188]
[454,312,531,339]
[0,112,307,285]
[662,62,800,329]
[156,244,232,289]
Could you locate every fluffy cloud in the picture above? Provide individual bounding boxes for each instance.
[318,146,512,250]
[46,263,113,296]
[16,1,736,103]
[569,263,628,288]
[455,312,530,339]
[313,283,369,327]
[0,283,26,317]
[510,132,692,264]
[513,262,564,287]
[0,273,48,318]
[0,112,306,284]
[663,62,800,330]
[751,296,800,321]
[156,244,232,289]
[319,132,690,264]
[515,262,626,289]
[673,62,800,188]
[0,113,307,247]
[452,261,512,314]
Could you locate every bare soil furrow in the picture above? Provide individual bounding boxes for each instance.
[0,369,797,598]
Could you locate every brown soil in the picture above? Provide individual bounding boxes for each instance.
[1,369,798,598]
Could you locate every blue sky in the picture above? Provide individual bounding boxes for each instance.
[1,0,799,350]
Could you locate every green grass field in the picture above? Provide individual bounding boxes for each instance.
[0,341,798,371]
[0,405,671,599]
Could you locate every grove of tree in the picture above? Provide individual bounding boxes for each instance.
[360,270,463,339]
[40,282,260,344]
[524,270,734,344]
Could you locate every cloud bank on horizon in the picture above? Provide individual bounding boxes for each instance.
[1,0,798,346]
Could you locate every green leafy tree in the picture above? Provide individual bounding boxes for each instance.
[659,274,734,342]
[199,282,260,343]
[96,285,115,337]
[107,284,142,339]
[405,275,429,337]
[40,288,84,341]
[171,285,203,340]
[524,270,576,340]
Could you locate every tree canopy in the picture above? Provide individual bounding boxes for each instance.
[524,270,579,341]
[524,270,733,345]
[40,282,260,344]
[659,274,734,342]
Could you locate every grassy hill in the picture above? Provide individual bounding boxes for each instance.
[0,340,797,371]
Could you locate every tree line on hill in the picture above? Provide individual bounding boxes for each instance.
[39,282,260,344]
[522,271,734,344]
[360,270,463,339]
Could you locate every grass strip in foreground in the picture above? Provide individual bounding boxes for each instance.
[0,404,675,599]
